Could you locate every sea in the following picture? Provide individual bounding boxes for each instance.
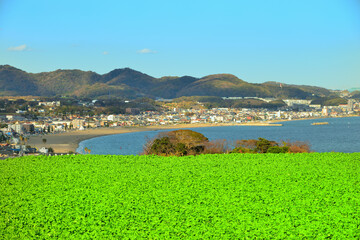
[77,116,360,155]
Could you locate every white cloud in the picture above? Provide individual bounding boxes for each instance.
[137,48,156,54]
[103,51,109,55]
[8,44,29,51]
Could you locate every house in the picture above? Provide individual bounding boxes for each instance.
[39,147,48,154]
[8,124,25,134]
[23,123,35,133]
[72,119,85,129]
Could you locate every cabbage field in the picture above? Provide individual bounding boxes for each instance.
[1,153,360,239]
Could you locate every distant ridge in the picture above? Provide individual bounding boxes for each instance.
[0,65,333,99]
[349,88,360,92]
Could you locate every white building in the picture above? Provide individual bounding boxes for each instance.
[107,115,121,122]
[38,101,61,107]
[9,124,25,134]
[283,99,312,107]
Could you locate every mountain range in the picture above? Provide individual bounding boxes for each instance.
[0,65,333,99]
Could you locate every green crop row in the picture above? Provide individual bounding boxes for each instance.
[1,153,360,239]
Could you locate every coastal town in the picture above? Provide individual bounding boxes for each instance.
[0,96,359,158]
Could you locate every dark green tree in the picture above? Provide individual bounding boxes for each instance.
[255,138,272,153]
[267,146,289,153]
[150,137,175,155]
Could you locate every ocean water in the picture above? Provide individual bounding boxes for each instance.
[77,117,360,154]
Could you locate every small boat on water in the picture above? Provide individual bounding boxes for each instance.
[311,122,329,125]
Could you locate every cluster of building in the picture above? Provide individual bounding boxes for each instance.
[0,98,359,158]
[1,99,359,132]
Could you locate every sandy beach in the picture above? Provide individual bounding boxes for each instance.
[27,122,283,153]
[27,127,152,154]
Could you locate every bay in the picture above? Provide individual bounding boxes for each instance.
[77,117,360,154]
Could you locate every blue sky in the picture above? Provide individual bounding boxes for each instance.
[1,0,359,90]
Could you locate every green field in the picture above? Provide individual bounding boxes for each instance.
[1,153,360,239]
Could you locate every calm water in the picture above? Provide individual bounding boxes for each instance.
[77,117,360,154]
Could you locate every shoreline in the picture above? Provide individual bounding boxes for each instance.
[27,116,358,154]
[27,122,281,153]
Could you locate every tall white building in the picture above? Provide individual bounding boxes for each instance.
[348,99,354,111]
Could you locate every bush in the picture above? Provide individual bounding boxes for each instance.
[142,130,311,156]
[231,138,310,154]
[286,141,311,153]
[235,139,258,150]
[203,139,231,154]
[267,146,289,153]
[230,146,254,153]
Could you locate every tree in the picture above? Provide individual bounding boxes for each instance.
[150,137,175,156]
[143,130,209,156]
[42,138,47,145]
[255,138,273,153]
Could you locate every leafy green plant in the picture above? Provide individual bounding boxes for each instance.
[1,153,359,238]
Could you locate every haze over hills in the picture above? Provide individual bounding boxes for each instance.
[0,65,333,99]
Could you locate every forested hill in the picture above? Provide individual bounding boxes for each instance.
[0,65,333,99]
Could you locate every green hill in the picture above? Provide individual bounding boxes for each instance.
[176,74,272,97]
[0,65,39,96]
[350,90,360,99]
[150,76,198,98]
[31,69,102,96]
[0,65,335,99]
[261,82,331,99]
[101,68,156,92]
